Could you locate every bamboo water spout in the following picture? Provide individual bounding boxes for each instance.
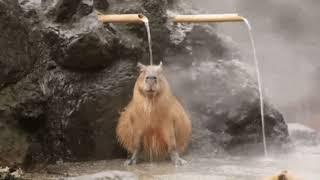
[98,14,147,24]
[172,14,245,23]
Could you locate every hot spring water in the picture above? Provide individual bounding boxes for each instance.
[25,129,320,179]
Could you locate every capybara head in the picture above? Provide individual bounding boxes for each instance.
[278,170,289,180]
[264,170,301,180]
[136,62,167,97]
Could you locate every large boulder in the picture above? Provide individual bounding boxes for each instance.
[29,60,137,164]
[288,123,319,146]
[40,0,144,70]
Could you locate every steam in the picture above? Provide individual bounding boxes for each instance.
[187,0,320,127]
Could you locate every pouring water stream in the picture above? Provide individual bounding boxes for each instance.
[142,18,154,65]
[243,18,268,157]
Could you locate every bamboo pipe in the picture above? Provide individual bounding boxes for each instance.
[172,14,245,23]
[98,14,147,24]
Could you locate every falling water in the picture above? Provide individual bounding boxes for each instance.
[243,18,268,157]
[142,18,154,65]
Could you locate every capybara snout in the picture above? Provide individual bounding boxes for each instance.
[145,76,157,90]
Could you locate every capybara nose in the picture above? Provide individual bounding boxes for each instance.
[146,76,157,83]
[146,76,157,80]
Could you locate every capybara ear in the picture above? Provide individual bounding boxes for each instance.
[137,62,146,72]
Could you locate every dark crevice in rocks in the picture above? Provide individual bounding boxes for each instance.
[55,0,81,23]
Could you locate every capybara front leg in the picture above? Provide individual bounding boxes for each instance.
[124,132,141,166]
[170,150,187,166]
[168,129,187,166]
[125,149,139,166]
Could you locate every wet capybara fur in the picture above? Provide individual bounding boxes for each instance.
[116,62,192,165]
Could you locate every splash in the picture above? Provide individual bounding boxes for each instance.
[243,18,268,157]
[142,18,154,65]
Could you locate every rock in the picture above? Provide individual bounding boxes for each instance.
[37,61,136,162]
[288,123,320,146]
[23,61,138,165]
[0,0,48,167]
[0,166,23,180]
[0,0,142,166]
[0,71,48,166]
[43,18,119,70]
[76,0,94,18]
[42,1,144,70]
[93,0,109,13]
[53,0,93,23]
[19,0,164,165]
[0,0,36,89]
[166,25,238,67]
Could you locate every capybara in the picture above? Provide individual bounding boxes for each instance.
[116,62,192,165]
[263,170,302,180]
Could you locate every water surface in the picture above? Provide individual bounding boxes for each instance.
[24,127,320,180]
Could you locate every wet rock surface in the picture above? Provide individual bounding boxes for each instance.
[288,123,320,146]
[0,0,289,168]
[0,166,23,180]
